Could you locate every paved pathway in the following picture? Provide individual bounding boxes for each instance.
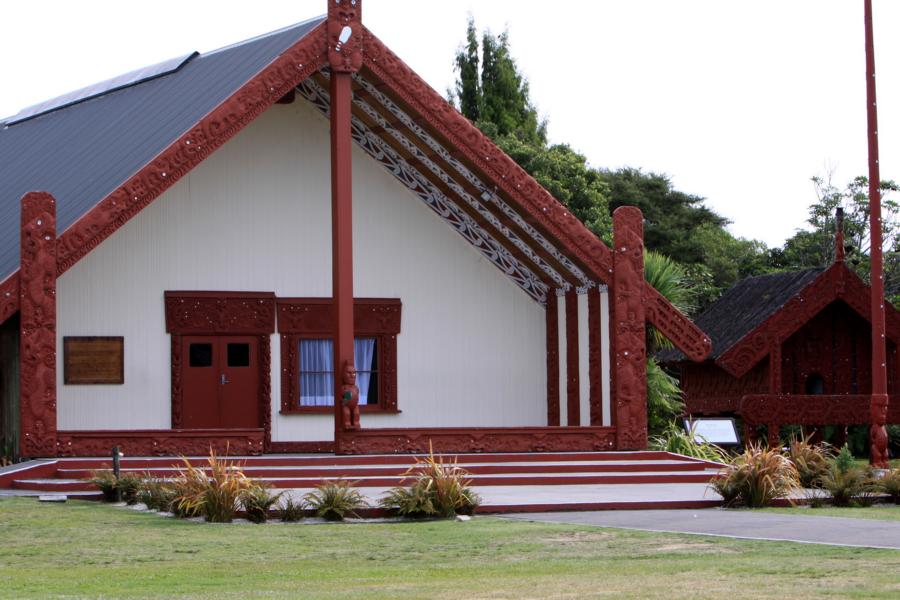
[501,508,900,550]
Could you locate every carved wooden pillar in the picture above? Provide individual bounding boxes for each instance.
[588,286,603,426]
[19,192,57,457]
[565,289,580,426]
[328,0,363,453]
[612,207,647,450]
[545,293,560,426]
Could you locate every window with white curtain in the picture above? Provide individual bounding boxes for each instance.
[298,337,378,406]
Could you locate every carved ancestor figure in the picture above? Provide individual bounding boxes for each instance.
[870,395,890,468]
[341,361,361,431]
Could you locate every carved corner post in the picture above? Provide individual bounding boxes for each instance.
[545,292,560,426]
[19,192,58,457]
[767,343,782,448]
[587,286,603,425]
[612,207,647,450]
[565,289,580,426]
[864,0,890,469]
[328,0,362,453]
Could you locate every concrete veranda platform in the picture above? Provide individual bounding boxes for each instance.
[502,508,900,549]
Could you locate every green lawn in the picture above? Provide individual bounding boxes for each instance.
[762,504,900,522]
[2,498,900,599]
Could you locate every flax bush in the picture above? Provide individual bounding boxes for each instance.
[171,450,253,522]
[786,435,832,489]
[240,485,282,524]
[711,443,801,508]
[278,496,306,522]
[379,446,481,518]
[303,480,368,521]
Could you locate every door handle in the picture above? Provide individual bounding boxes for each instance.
[220,373,230,385]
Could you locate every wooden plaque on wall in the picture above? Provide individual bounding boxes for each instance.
[63,337,124,384]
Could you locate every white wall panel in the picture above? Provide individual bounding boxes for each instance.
[601,290,612,426]
[577,292,590,426]
[57,99,547,437]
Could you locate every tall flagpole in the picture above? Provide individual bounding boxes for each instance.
[864,0,890,468]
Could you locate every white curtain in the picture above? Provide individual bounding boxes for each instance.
[354,337,376,405]
[299,339,334,406]
[298,338,377,406]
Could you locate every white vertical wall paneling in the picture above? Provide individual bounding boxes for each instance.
[577,292,590,426]
[56,100,547,438]
[556,294,567,427]
[600,290,612,426]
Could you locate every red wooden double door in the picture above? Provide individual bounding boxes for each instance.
[181,336,261,429]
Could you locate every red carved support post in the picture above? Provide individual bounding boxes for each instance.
[565,289,580,426]
[767,343,782,448]
[588,286,603,425]
[328,0,363,453]
[612,207,647,450]
[545,292,560,426]
[19,192,57,457]
[864,0,890,468]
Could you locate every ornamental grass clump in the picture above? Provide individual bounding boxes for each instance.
[649,422,726,463]
[787,435,832,489]
[171,450,253,523]
[879,468,900,504]
[137,477,177,512]
[710,443,801,508]
[303,480,368,521]
[88,470,143,504]
[240,485,282,524]
[379,445,482,518]
[819,445,877,507]
[279,496,306,522]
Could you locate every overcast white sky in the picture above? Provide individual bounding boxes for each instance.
[2,1,897,248]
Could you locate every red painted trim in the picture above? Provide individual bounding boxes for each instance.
[612,207,647,450]
[545,293,560,426]
[0,273,18,325]
[19,192,57,458]
[52,23,328,279]
[588,287,603,425]
[55,429,265,457]
[565,290,580,426]
[360,30,710,363]
[341,426,617,454]
[267,440,335,454]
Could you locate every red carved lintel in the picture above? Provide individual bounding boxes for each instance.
[565,290,580,426]
[545,293,560,426]
[327,0,363,73]
[588,287,603,425]
[341,426,617,455]
[19,192,57,458]
[612,207,647,450]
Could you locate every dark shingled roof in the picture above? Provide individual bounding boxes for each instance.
[658,267,825,363]
[0,16,324,283]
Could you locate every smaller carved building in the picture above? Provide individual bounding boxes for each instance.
[660,248,900,446]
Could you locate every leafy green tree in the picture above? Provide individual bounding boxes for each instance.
[453,18,481,122]
[779,175,900,301]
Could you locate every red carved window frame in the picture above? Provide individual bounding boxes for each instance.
[278,298,401,415]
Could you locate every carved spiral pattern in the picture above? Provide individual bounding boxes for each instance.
[19,192,57,457]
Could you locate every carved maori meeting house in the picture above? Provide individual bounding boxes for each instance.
[0,1,711,458]
[660,214,900,448]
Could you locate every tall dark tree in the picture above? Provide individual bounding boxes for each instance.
[453,18,481,122]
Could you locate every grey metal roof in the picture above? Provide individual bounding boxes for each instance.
[0,16,324,282]
[658,267,825,363]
